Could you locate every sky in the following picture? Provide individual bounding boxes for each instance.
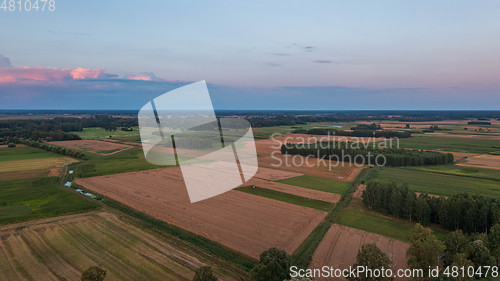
[0,0,499,110]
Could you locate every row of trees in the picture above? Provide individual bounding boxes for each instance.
[21,139,87,160]
[362,182,500,233]
[281,142,454,166]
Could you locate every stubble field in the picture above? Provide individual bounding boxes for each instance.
[0,212,240,281]
[75,167,327,259]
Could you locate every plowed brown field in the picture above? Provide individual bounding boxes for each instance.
[310,224,409,280]
[75,167,327,258]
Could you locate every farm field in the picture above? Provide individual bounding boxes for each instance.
[243,177,341,203]
[75,147,167,177]
[0,145,60,161]
[457,154,500,170]
[75,166,327,259]
[70,126,140,140]
[237,186,335,211]
[407,165,500,181]
[0,212,243,281]
[363,166,500,197]
[310,224,409,280]
[277,175,351,194]
[50,139,134,155]
[337,198,449,241]
[0,146,78,181]
[398,135,500,154]
[0,177,97,224]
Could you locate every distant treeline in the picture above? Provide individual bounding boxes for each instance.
[468,121,491,125]
[21,139,87,159]
[0,115,137,142]
[294,128,412,138]
[236,111,500,127]
[363,182,500,234]
[281,142,453,166]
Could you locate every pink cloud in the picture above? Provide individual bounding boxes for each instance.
[0,64,163,85]
[70,67,106,79]
[0,66,108,84]
[127,74,153,81]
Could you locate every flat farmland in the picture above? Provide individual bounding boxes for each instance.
[243,177,341,203]
[75,147,166,178]
[310,224,409,280]
[0,146,78,181]
[457,154,500,170]
[75,167,327,259]
[277,175,351,194]
[0,212,241,281]
[364,166,500,197]
[254,136,367,181]
[70,126,140,141]
[398,135,500,154]
[50,140,133,156]
[0,177,97,224]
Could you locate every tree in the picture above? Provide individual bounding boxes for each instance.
[404,190,417,221]
[81,266,106,281]
[467,240,496,267]
[450,253,475,281]
[488,224,500,265]
[444,230,470,266]
[415,196,431,225]
[406,224,445,278]
[250,248,291,281]
[192,266,218,281]
[348,243,393,281]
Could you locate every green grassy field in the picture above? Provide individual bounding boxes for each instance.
[277,175,350,194]
[75,147,167,177]
[237,186,334,211]
[70,127,140,141]
[363,166,500,197]
[0,146,61,161]
[337,208,448,241]
[0,177,97,224]
[398,135,500,154]
[408,165,500,181]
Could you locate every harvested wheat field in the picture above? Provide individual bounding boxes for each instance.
[458,154,500,170]
[437,151,479,161]
[50,140,133,155]
[258,154,365,182]
[310,224,409,281]
[254,137,367,181]
[0,212,241,281]
[0,157,77,173]
[75,167,327,258]
[245,177,341,203]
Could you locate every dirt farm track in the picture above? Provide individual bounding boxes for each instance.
[75,167,327,259]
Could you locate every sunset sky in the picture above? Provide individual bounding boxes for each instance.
[1,0,499,110]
